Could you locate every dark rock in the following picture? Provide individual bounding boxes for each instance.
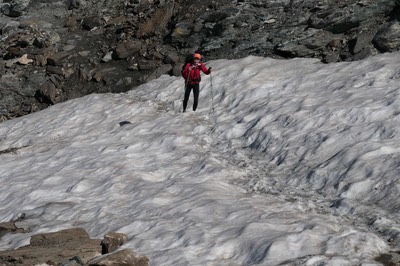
[275,42,316,58]
[143,64,172,82]
[82,16,103,31]
[352,31,375,54]
[37,80,56,104]
[299,30,336,50]
[1,20,19,35]
[375,252,400,266]
[373,22,400,52]
[137,60,160,70]
[161,46,180,65]
[93,68,116,83]
[202,11,230,23]
[323,52,340,63]
[69,0,81,10]
[33,29,61,48]
[2,1,27,18]
[352,46,373,61]
[114,40,142,60]
[116,77,133,87]
[47,51,70,66]
[46,65,64,75]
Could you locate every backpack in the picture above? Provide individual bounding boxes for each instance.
[181,54,194,78]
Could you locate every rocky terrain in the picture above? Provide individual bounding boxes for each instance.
[1,0,400,121]
[0,223,149,265]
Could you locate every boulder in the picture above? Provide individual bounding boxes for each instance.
[137,1,175,38]
[101,232,128,254]
[82,16,103,31]
[373,22,400,52]
[114,40,143,60]
[37,80,56,104]
[0,228,102,265]
[32,29,61,48]
[89,249,149,266]
[47,51,70,66]
[142,64,173,82]
[352,32,375,54]
[0,226,147,266]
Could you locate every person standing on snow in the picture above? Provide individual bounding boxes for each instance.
[181,53,212,112]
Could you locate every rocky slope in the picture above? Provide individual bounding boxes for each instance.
[1,0,400,120]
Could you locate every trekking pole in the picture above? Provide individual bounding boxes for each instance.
[185,66,191,88]
[210,72,214,112]
[183,67,191,112]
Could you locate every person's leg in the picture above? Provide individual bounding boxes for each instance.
[192,84,200,111]
[183,85,192,112]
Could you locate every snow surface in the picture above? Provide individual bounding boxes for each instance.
[1,53,400,265]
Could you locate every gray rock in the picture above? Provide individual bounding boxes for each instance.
[101,51,113,62]
[82,16,103,31]
[37,80,56,104]
[352,32,375,54]
[47,51,70,66]
[33,29,61,48]
[1,20,19,35]
[46,65,64,75]
[1,0,32,17]
[143,64,172,82]
[373,22,400,52]
[116,77,133,87]
[114,40,143,60]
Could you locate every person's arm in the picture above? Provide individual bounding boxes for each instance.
[200,63,211,75]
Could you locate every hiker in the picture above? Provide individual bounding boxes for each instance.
[181,53,212,112]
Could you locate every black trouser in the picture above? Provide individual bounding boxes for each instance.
[183,83,199,112]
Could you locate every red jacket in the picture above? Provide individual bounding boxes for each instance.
[182,62,211,84]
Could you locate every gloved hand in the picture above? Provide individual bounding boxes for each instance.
[208,67,212,72]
